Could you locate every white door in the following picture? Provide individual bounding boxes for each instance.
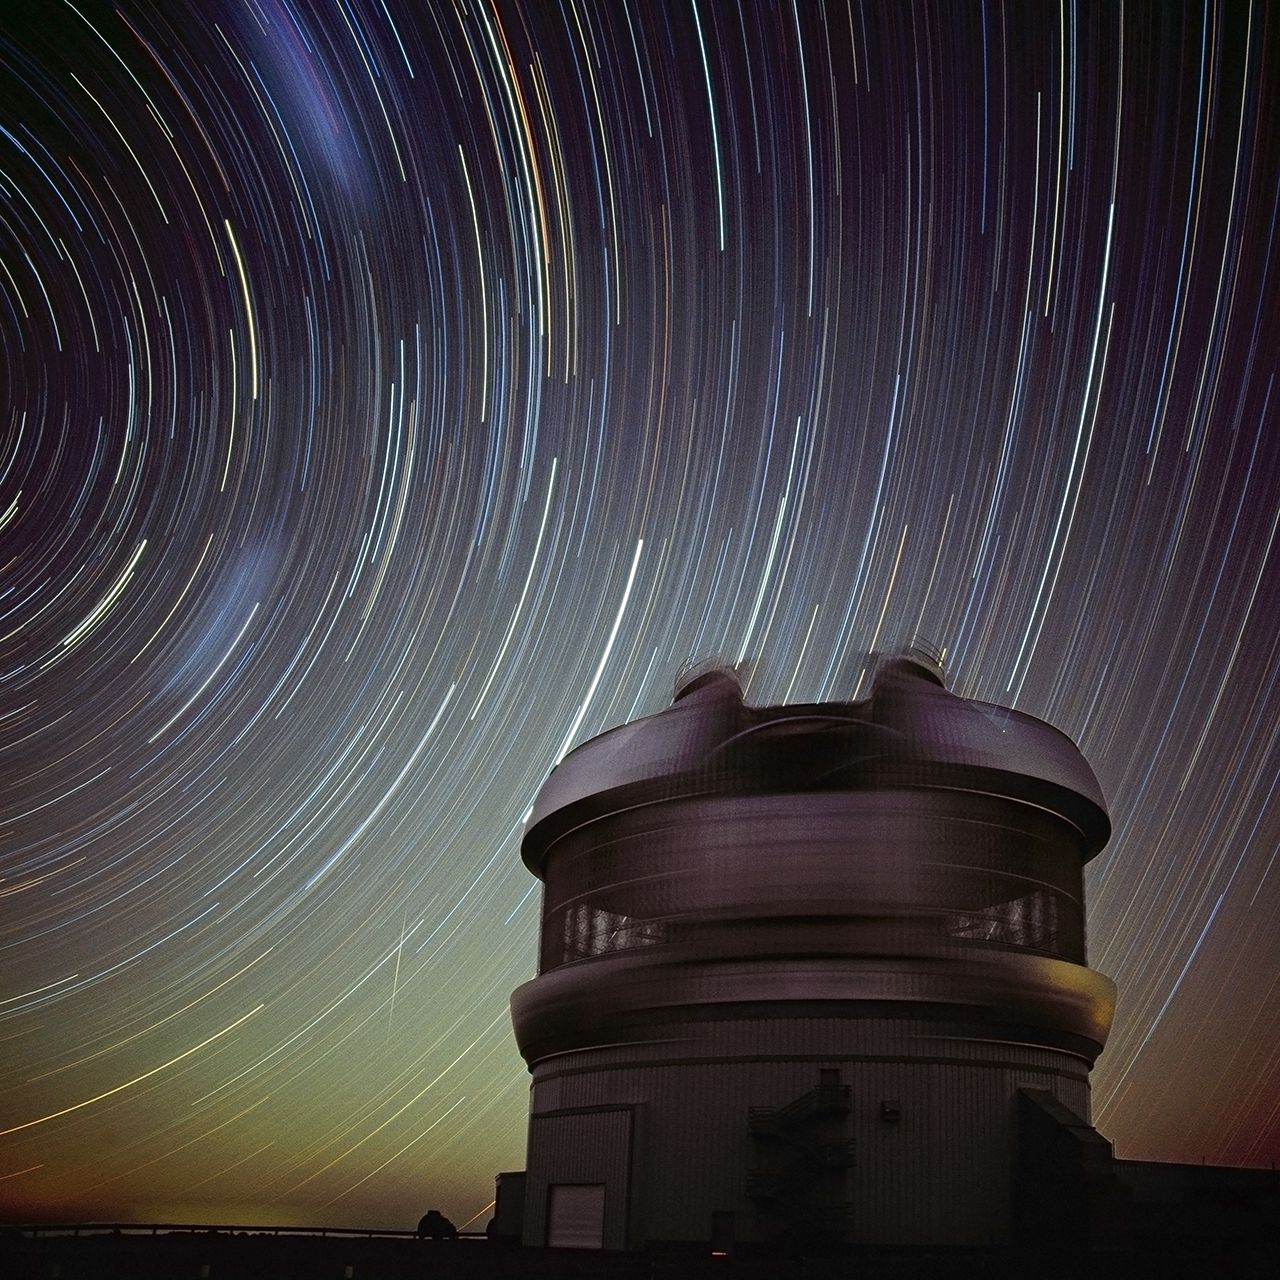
[547,1182,606,1248]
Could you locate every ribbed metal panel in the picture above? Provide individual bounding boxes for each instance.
[523,1107,633,1249]
[643,1063,756,1241]
[523,1019,1095,1246]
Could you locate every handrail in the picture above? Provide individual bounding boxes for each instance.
[749,1082,851,1135]
[8,1223,487,1241]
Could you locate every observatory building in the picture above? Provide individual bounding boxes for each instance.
[510,654,1117,1252]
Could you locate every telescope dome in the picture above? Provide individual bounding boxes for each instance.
[511,653,1116,1252]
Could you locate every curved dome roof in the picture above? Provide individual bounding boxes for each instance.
[526,656,1110,859]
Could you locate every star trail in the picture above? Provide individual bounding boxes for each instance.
[2,0,1278,1231]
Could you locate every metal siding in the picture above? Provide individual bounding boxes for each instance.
[844,1060,1010,1246]
[525,1014,1094,1247]
[523,1107,633,1249]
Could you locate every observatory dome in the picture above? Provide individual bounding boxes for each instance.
[524,656,1109,870]
[511,654,1116,1251]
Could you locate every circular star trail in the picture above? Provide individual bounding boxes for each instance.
[1,0,1278,1229]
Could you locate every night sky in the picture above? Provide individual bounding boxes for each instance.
[2,0,1278,1231]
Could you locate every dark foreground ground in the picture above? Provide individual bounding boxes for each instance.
[4,1228,1275,1280]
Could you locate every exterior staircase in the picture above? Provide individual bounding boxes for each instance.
[747,1076,854,1244]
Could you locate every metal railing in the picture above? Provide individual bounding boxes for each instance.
[10,1222,486,1241]
[748,1082,851,1136]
